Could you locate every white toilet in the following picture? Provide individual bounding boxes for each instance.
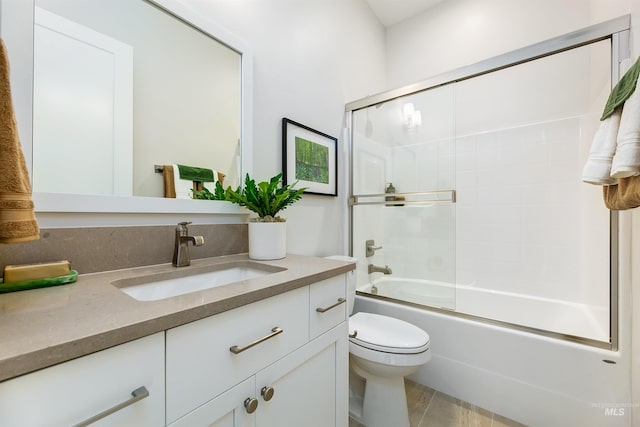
[326,256,431,427]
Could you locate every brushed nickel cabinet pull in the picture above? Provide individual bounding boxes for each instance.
[230,327,284,354]
[316,298,346,313]
[73,386,149,427]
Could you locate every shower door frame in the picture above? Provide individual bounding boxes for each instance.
[346,15,631,350]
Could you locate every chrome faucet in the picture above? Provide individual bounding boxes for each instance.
[172,221,205,267]
[368,264,392,275]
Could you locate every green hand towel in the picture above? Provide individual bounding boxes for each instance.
[601,56,640,121]
[176,164,215,182]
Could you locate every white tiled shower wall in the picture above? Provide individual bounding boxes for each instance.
[454,117,609,306]
[352,39,612,338]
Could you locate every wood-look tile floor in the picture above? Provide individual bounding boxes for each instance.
[349,380,527,427]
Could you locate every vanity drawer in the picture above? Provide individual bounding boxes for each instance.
[0,333,165,427]
[309,274,347,339]
[166,286,309,423]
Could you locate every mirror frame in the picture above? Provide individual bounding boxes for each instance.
[0,0,252,225]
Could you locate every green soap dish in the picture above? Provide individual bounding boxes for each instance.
[0,270,78,294]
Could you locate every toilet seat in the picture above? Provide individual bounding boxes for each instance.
[349,312,430,354]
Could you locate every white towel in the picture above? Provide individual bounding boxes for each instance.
[611,82,640,178]
[172,164,194,199]
[172,164,218,199]
[582,109,621,185]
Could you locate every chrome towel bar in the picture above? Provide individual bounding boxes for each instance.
[349,190,456,206]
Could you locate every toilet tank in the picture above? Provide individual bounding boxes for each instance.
[325,255,357,315]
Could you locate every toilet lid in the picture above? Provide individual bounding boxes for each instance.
[349,312,430,354]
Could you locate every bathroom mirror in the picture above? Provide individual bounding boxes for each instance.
[4,0,253,216]
[34,0,243,197]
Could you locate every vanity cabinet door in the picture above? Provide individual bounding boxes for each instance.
[0,332,165,427]
[166,286,309,423]
[255,322,348,427]
[168,377,256,427]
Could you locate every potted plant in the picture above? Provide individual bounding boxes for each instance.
[195,173,305,260]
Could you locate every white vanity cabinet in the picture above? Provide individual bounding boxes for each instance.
[0,332,165,427]
[166,275,348,427]
[0,270,349,427]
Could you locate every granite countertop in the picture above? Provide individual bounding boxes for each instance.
[0,253,355,382]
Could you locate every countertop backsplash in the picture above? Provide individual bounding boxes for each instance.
[0,224,248,274]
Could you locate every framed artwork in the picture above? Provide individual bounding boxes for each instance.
[282,118,338,196]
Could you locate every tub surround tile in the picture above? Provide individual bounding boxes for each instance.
[0,224,248,274]
[0,254,354,382]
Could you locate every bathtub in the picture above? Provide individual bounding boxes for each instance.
[364,277,609,342]
[354,278,632,427]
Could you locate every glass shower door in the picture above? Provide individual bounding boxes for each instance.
[350,38,613,343]
[350,85,457,310]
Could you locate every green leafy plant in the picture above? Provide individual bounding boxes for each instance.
[193,173,306,222]
[191,182,227,200]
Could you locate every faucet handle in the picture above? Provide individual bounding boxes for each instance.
[176,221,192,236]
[365,239,383,257]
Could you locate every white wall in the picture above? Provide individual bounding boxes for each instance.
[184,0,387,256]
[385,0,632,89]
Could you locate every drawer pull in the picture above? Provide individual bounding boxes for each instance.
[316,298,346,313]
[73,386,149,427]
[230,327,284,354]
[349,330,357,338]
[244,397,259,414]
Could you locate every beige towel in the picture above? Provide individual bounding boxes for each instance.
[162,165,177,198]
[0,38,39,243]
[603,176,640,210]
[0,39,40,243]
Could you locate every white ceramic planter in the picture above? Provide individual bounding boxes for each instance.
[248,221,286,260]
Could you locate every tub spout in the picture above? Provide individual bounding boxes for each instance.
[368,264,392,275]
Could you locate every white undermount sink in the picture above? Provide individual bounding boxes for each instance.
[113,261,286,301]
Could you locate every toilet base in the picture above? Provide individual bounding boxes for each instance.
[350,359,411,427]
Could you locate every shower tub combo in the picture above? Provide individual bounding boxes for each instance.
[347,14,633,427]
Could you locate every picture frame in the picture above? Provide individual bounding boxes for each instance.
[282,118,338,196]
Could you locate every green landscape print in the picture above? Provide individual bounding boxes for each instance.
[295,136,329,184]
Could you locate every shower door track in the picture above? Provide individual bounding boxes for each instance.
[346,15,631,351]
[345,14,630,112]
